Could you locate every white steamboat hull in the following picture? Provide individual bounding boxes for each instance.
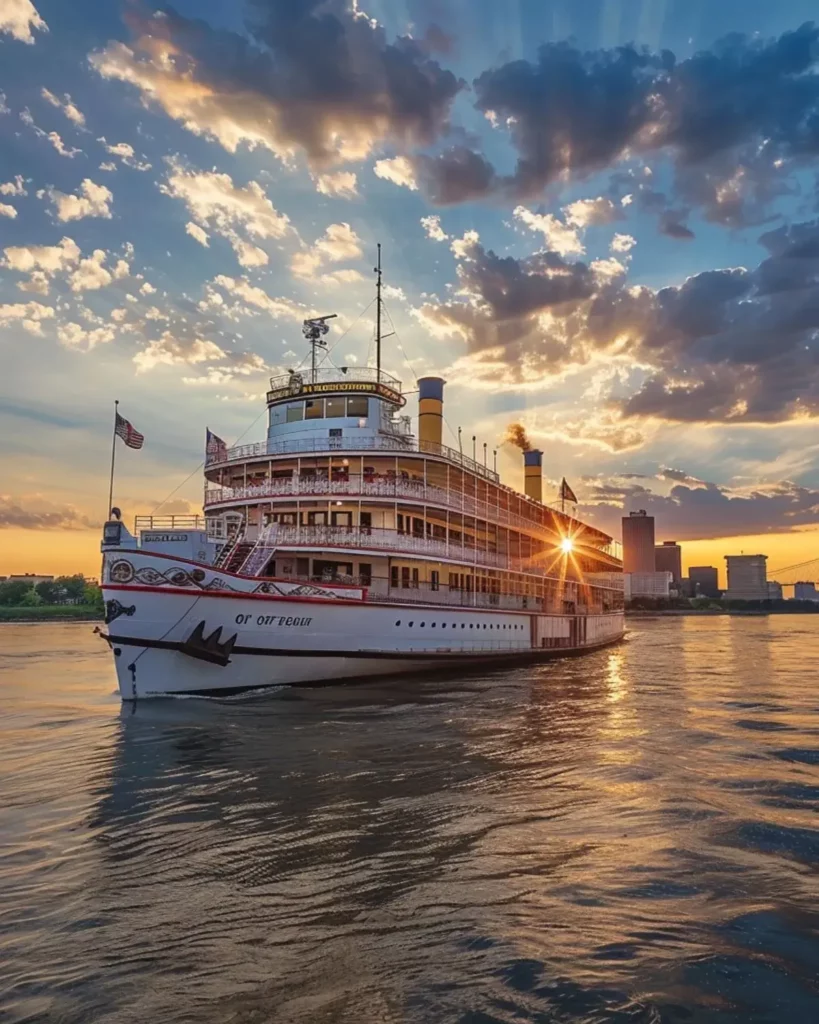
[101,550,625,700]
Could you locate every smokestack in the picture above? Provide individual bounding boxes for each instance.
[418,377,445,448]
[524,449,543,503]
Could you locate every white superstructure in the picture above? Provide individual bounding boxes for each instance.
[100,265,625,699]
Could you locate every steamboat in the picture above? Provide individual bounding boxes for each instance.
[100,254,624,699]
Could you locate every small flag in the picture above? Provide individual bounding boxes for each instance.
[115,412,144,450]
[560,478,578,504]
[206,428,227,462]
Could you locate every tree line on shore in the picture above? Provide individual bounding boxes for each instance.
[0,575,103,611]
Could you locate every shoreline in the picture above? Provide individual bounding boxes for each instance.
[0,608,103,623]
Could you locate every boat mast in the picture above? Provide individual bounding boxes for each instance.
[375,243,382,383]
[302,314,337,384]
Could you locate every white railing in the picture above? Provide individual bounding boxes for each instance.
[268,366,402,393]
[272,523,511,569]
[205,435,500,483]
[204,477,622,562]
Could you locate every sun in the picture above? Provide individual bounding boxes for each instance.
[560,537,574,554]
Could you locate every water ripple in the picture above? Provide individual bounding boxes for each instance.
[1,618,818,1023]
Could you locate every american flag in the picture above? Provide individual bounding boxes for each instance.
[115,412,144,450]
[206,428,227,462]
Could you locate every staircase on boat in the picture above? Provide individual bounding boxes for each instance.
[237,525,279,576]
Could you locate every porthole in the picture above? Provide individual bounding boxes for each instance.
[431,623,436,628]
[421,622,425,627]
[461,624,465,629]
[409,621,414,627]
[469,624,473,629]
[395,620,401,626]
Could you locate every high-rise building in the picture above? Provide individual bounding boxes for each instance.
[622,510,655,573]
[655,541,682,583]
[724,555,768,600]
[689,566,719,599]
[767,581,783,600]
[794,582,819,601]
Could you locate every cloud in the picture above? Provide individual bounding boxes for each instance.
[133,331,226,372]
[0,300,54,335]
[20,109,81,157]
[514,206,584,256]
[611,233,636,253]
[374,156,418,190]
[0,203,16,219]
[415,236,595,373]
[580,473,819,541]
[0,495,97,531]
[46,179,113,221]
[564,197,617,228]
[0,175,27,196]
[57,322,116,352]
[314,170,358,198]
[2,236,81,293]
[0,0,47,44]
[413,146,497,204]
[41,88,85,127]
[416,213,819,426]
[412,24,819,222]
[68,249,128,292]
[185,221,209,247]
[161,162,290,268]
[89,2,462,167]
[291,222,363,278]
[421,214,448,241]
[97,137,151,171]
[207,275,307,321]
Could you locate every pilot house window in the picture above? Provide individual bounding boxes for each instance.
[305,399,324,420]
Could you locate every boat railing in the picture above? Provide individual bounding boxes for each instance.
[134,515,207,533]
[205,434,500,483]
[268,366,403,393]
[203,477,622,561]
[268,524,624,583]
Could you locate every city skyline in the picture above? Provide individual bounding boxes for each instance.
[3,0,819,579]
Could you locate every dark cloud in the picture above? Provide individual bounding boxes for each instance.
[92,0,464,167]
[419,216,819,423]
[580,475,819,541]
[414,146,497,204]
[0,496,99,530]
[417,23,819,222]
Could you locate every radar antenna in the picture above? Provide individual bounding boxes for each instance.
[302,314,337,383]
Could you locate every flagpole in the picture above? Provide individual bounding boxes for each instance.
[107,399,119,519]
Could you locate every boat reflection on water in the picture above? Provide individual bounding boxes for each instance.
[83,631,819,1024]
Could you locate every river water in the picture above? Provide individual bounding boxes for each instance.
[1,619,817,1023]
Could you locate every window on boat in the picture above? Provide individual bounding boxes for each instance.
[305,399,324,420]
[431,570,440,592]
[325,397,346,418]
[390,566,399,589]
[411,568,419,589]
[401,567,410,589]
[286,402,304,422]
[359,563,372,587]
[347,396,368,418]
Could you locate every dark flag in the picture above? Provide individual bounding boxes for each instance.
[206,428,228,462]
[560,478,578,504]
[115,412,144,450]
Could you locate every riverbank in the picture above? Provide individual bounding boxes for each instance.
[626,608,818,617]
[0,606,102,623]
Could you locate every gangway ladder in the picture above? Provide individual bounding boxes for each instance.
[238,525,279,576]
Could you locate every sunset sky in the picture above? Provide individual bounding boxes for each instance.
[2,0,819,586]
